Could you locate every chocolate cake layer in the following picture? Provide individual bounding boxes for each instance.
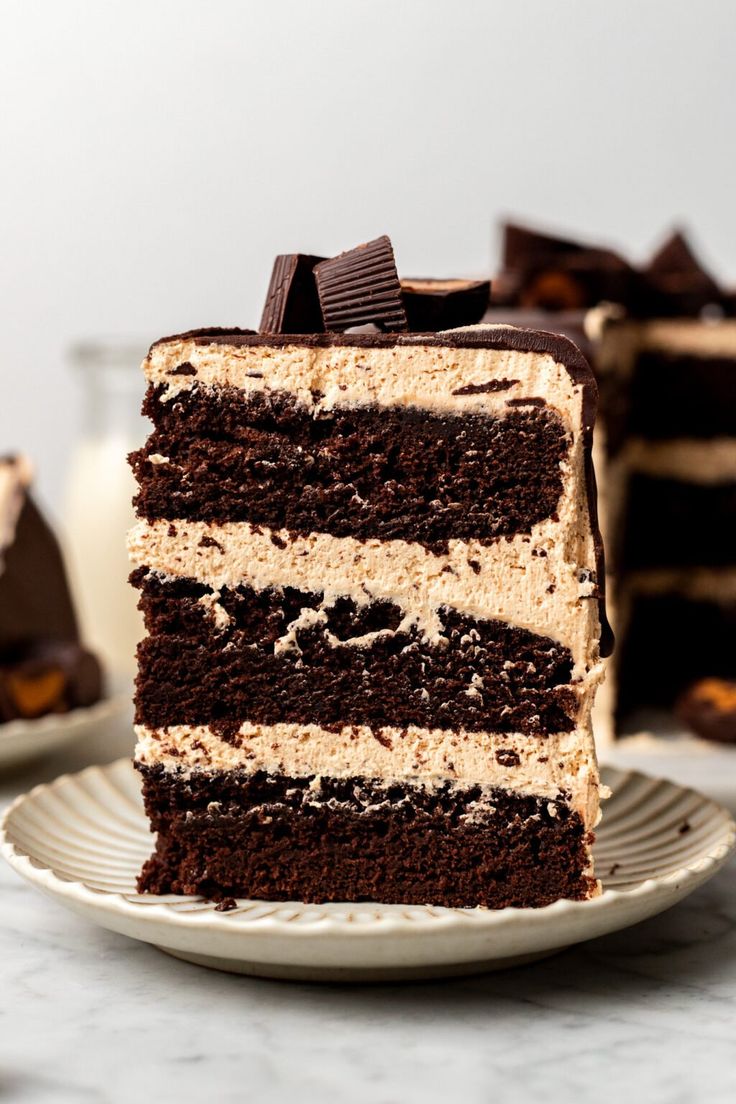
[627,351,736,441]
[133,571,577,735]
[621,475,736,569]
[132,386,569,551]
[137,764,595,907]
[617,591,736,717]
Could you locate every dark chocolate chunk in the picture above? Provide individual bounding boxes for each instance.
[676,679,736,745]
[400,278,490,331]
[452,378,518,396]
[499,222,633,309]
[258,254,325,334]
[503,223,590,269]
[167,362,197,376]
[314,236,408,332]
[647,230,706,278]
[497,220,733,317]
[640,230,722,315]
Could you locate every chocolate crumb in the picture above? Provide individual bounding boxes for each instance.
[495,749,521,767]
[199,535,224,553]
[506,397,547,408]
[678,821,691,835]
[168,362,197,376]
[167,523,178,537]
[211,720,242,745]
[468,559,481,575]
[270,533,287,549]
[215,897,237,912]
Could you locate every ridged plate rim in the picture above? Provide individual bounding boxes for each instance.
[2,759,734,977]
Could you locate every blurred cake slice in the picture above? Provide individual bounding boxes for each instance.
[488,221,736,736]
[0,456,103,721]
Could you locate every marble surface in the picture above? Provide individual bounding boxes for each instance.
[2,713,736,1104]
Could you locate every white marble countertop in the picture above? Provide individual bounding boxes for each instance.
[2,716,736,1104]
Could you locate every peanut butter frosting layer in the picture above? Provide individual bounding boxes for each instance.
[135,722,601,831]
[615,437,736,484]
[128,518,604,680]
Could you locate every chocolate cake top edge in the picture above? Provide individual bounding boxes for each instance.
[145,323,612,658]
[148,323,591,383]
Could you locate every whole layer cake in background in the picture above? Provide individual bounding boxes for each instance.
[0,456,103,722]
[128,236,610,907]
[487,222,736,739]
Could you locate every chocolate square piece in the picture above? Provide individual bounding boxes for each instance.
[498,222,633,309]
[259,254,324,334]
[314,236,408,332]
[401,278,490,331]
[640,230,721,315]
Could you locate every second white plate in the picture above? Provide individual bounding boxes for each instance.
[2,759,733,981]
[0,696,128,771]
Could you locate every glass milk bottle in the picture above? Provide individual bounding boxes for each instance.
[62,341,148,682]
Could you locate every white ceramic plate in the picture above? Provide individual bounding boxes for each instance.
[2,759,734,982]
[0,697,128,771]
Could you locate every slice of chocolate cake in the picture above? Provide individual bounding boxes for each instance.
[129,323,610,908]
[488,220,736,737]
[0,456,103,721]
[596,314,736,726]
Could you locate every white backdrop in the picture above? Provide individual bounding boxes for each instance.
[3,0,735,511]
